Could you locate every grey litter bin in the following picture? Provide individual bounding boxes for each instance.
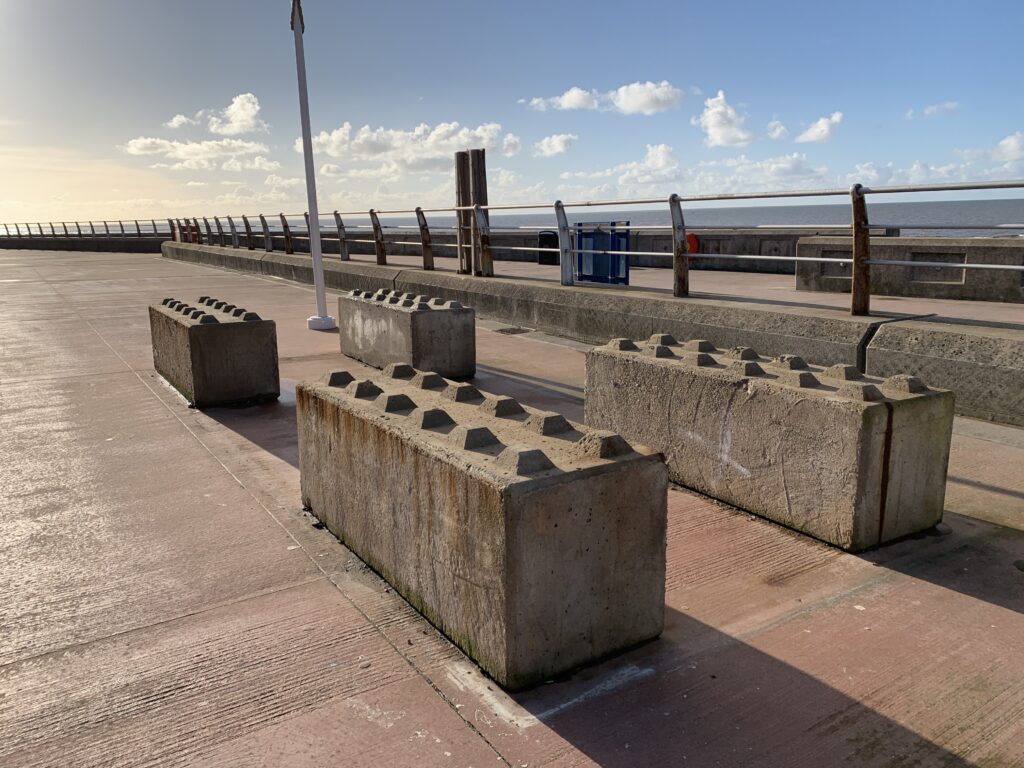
[538,230,559,265]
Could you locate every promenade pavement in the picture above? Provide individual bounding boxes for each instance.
[1,249,1022,767]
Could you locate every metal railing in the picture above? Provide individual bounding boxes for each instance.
[0,220,172,238]
[6,179,1024,315]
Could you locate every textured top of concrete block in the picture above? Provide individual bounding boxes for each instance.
[591,335,951,405]
[342,289,469,313]
[154,297,269,326]
[300,366,660,489]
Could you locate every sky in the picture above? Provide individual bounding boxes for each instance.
[1,0,1023,222]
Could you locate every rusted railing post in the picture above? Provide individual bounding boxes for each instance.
[259,214,272,252]
[227,216,239,248]
[242,216,255,250]
[414,207,433,270]
[668,193,689,298]
[333,211,349,261]
[554,201,574,286]
[455,151,471,274]
[212,217,223,246]
[850,183,871,316]
[473,204,492,276]
[369,209,387,264]
[280,214,294,254]
[202,217,213,243]
[192,218,203,245]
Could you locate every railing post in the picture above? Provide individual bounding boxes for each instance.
[48,223,56,236]
[62,222,69,237]
[668,193,689,298]
[74,222,82,237]
[151,220,158,235]
[850,183,871,316]
[333,211,349,261]
[473,204,493,276]
[203,217,213,243]
[242,215,255,250]
[280,214,294,254]
[554,200,574,286]
[103,221,110,236]
[117,220,125,236]
[36,223,42,237]
[214,217,224,246]
[227,216,239,248]
[369,209,387,265]
[455,151,471,274]
[134,220,142,237]
[192,218,203,245]
[304,212,311,251]
[414,207,433,270]
[86,221,94,237]
[259,214,273,252]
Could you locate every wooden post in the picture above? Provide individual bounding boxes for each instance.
[415,207,433,270]
[668,194,689,297]
[280,214,294,254]
[242,216,255,250]
[369,209,387,265]
[333,211,350,261]
[468,148,491,276]
[454,150,471,274]
[850,184,871,316]
[473,205,492,276]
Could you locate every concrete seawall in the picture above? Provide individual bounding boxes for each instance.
[0,236,168,253]
[161,241,1024,426]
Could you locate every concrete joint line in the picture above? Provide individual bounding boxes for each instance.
[855,313,937,372]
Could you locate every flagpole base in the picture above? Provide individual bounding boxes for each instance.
[307,314,337,331]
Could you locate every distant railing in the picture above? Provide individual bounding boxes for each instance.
[0,220,172,238]
[6,179,1024,315]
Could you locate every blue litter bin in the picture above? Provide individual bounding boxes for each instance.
[575,221,630,285]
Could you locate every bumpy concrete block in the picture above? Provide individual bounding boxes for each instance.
[149,296,279,408]
[297,364,667,689]
[586,335,955,552]
[338,289,475,378]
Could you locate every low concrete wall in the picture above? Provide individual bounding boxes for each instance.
[339,289,476,378]
[866,320,1024,427]
[297,365,667,689]
[161,242,1024,426]
[586,336,954,551]
[0,236,168,253]
[796,237,1024,303]
[150,296,279,408]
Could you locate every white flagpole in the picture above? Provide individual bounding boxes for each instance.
[291,0,336,330]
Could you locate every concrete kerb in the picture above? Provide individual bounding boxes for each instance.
[161,242,1024,425]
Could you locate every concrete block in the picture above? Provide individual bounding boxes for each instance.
[149,296,279,408]
[338,289,476,378]
[296,366,667,690]
[866,319,1024,427]
[586,335,954,552]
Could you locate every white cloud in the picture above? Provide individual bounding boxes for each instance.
[165,114,198,129]
[691,91,752,147]
[767,120,789,140]
[221,155,280,172]
[185,181,206,187]
[795,111,843,143]
[264,174,303,189]
[502,133,522,157]
[494,168,520,188]
[534,133,578,157]
[122,137,270,171]
[527,81,683,115]
[924,101,959,117]
[302,120,502,174]
[207,93,268,135]
[556,144,831,199]
[608,81,683,115]
[904,109,915,121]
[994,132,1024,162]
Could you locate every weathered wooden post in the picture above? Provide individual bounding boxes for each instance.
[469,148,492,276]
[454,150,471,274]
[415,207,433,270]
[668,194,689,298]
[850,184,871,316]
[333,211,350,261]
[369,209,387,264]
